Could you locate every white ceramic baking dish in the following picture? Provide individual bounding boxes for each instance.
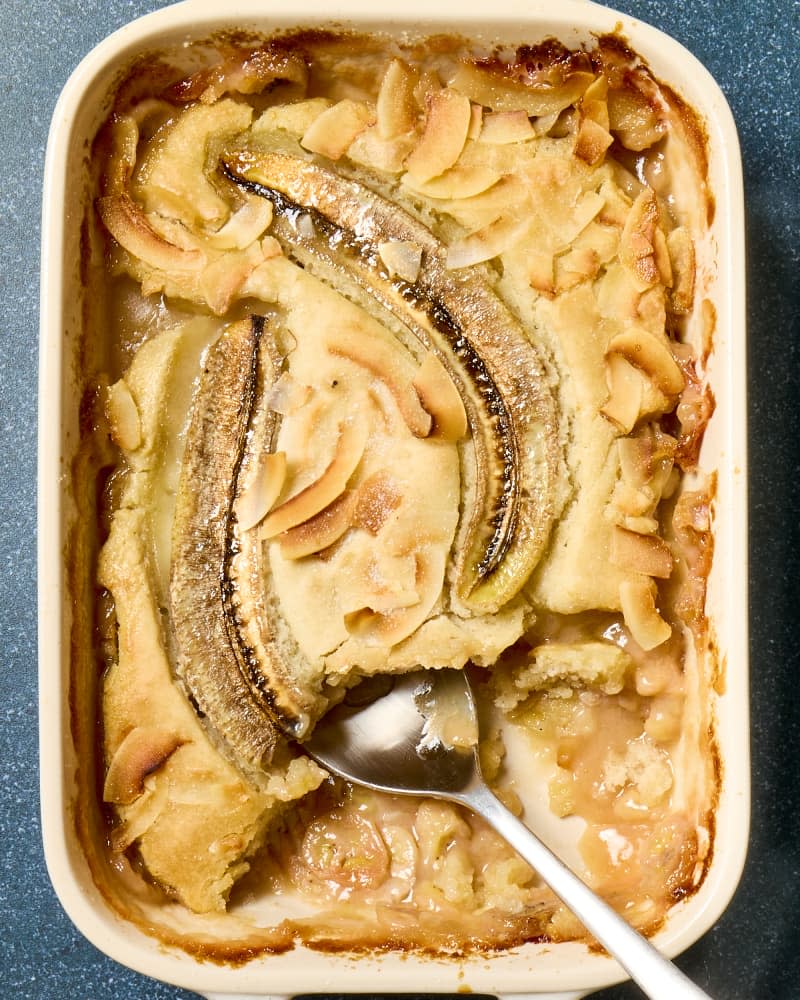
[39,0,748,996]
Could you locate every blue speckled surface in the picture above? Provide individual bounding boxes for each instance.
[3,0,798,997]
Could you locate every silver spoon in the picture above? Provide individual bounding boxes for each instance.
[301,668,711,1000]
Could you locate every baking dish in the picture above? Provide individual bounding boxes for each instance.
[38,0,748,996]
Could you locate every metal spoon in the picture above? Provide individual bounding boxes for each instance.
[301,668,711,1000]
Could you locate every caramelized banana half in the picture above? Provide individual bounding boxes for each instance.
[221,149,562,612]
[170,317,325,764]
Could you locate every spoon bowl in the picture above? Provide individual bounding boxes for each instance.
[302,668,711,1000]
[304,670,478,796]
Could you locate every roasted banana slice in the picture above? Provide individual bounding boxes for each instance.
[220,149,562,613]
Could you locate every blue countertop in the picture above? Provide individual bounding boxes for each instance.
[2,1,798,997]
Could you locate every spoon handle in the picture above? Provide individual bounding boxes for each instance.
[458,780,711,1000]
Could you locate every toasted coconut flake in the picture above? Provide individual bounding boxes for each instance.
[236,451,288,532]
[301,99,375,160]
[266,372,312,415]
[251,97,332,138]
[294,213,316,239]
[610,479,655,519]
[450,62,594,116]
[648,451,677,496]
[446,215,527,269]
[348,126,417,173]
[620,188,660,288]
[260,238,285,262]
[199,242,267,315]
[555,245,599,290]
[145,213,203,252]
[619,576,672,650]
[667,227,696,314]
[580,76,611,132]
[344,589,419,626]
[412,352,468,442]
[598,178,632,228]
[636,380,672,424]
[404,88,472,183]
[652,225,673,286]
[103,727,184,805]
[580,74,610,129]
[574,116,614,165]
[606,327,685,397]
[98,194,203,273]
[467,102,483,140]
[582,72,609,102]
[611,526,673,578]
[278,489,358,559]
[343,548,446,647]
[572,222,620,275]
[206,197,273,250]
[570,191,607,241]
[261,420,368,538]
[532,110,560,136]
[328,336,432,438]
[413,69,443,110]
[106,378,142,451]
[543,106,580,140]
[623,515,660,535]
[674,489,712,538]
[600,354,643,433]
[342,551,421,620]
[478,110,535,144]
[378,240,423,283]
[617,429,676,487]
[376,58,419,139]
[110,775,170,853]
[401,163,501,200]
